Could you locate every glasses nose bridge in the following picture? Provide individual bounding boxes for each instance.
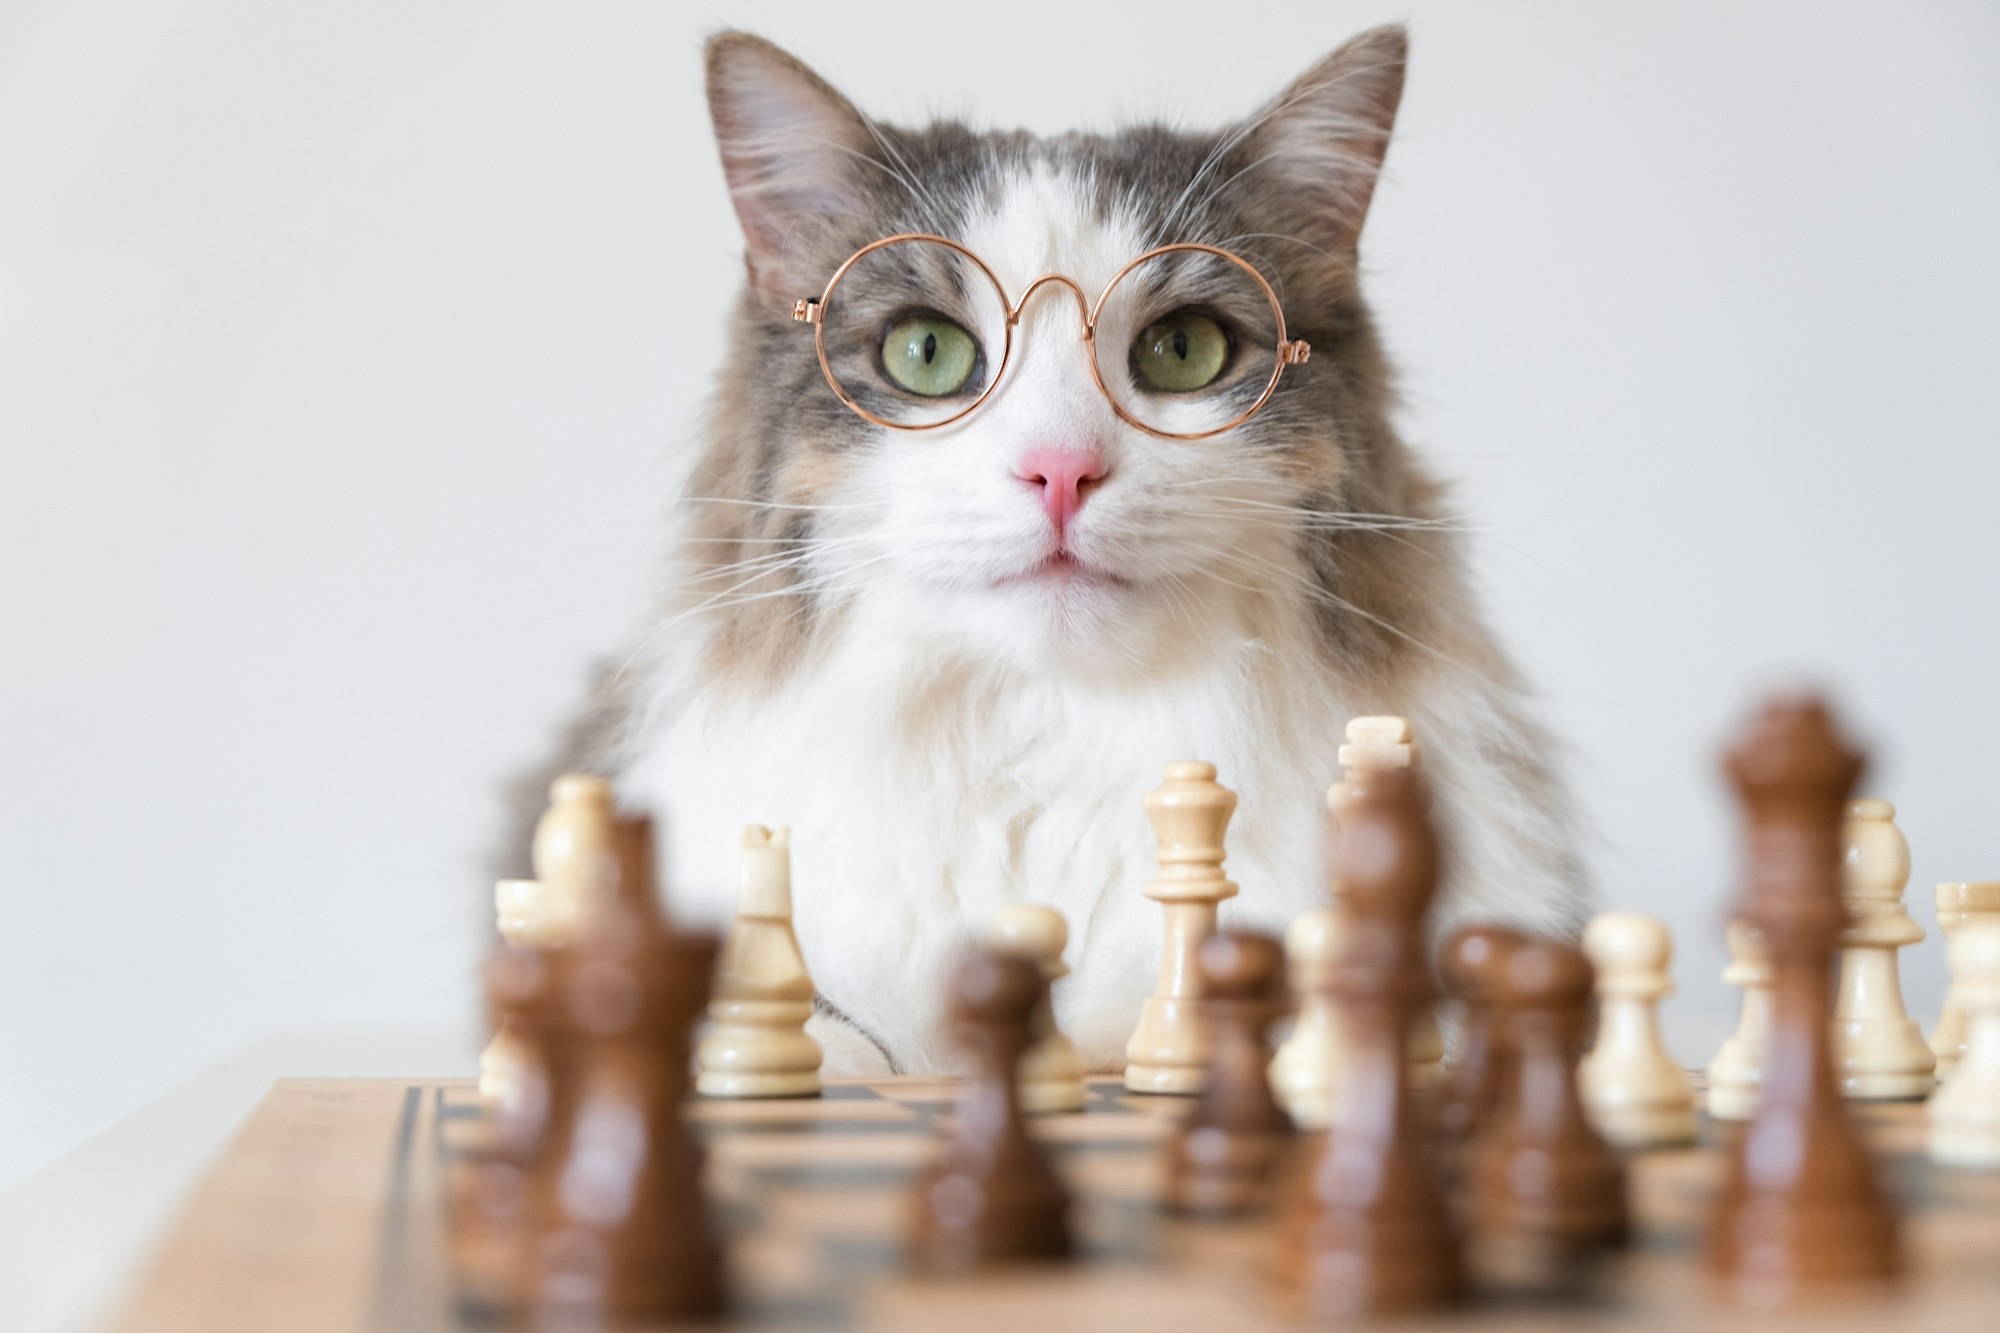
[1008,272,1095,337]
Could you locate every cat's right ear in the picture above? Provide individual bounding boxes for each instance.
[705,33,878,306]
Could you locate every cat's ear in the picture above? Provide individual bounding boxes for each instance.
[1229,25,1408,256]
[705,33,878,304]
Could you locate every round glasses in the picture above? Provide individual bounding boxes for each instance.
[791,234,1311,441]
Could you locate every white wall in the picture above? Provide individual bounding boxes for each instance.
[3,0,1996,1190]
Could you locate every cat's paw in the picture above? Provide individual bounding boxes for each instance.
[808,1009,895,1077]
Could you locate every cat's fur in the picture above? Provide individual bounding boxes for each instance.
[511,26,1588,1075]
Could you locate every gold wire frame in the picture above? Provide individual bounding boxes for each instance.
[792,233,1312,441]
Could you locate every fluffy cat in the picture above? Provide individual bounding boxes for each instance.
[515,26,1587,1075]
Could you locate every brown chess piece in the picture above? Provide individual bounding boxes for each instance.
[1435,923,1530,1146]
[1164,930,1294,1216]
[1273,766,1465,1317]
[528,816,729,1323]
[1707,696,1902,1301]
[449,941,566,1314]
[909,949,1073,1273]
[1468,937,1629,1282]
[450,777,614,1314]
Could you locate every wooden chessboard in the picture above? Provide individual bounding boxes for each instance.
[101,1074,2000,1332]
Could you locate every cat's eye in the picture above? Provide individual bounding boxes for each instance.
[880,315,979,398]
[1130,312,1231,393]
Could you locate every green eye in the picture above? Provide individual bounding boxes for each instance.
[1132,312,1230,393]
[880,315,978,397]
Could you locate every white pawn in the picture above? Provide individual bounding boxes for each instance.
[696,826,822,1098]
[1578,912,1697,1148]
[532,773,621,937]
[1933,882,2000,1080]
[1833,799,1935,1099]
[479,878,556,1104]
[1928,919,2000,1168]
[1267,907,1346,1129]
[988,904,1089,1114]
[1706,919,1772,1121]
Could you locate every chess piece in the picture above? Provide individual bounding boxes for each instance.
[1932,882,2000,1080]
[1125,761,1240,1094]
[478,876,584,1104]
[1326,717,1445,1075]
[1928,919,2000,1168]
[532,773,621,937]
[478,872,544,1096]
[1705,920,1773,1122]
[909,949,1072,1272]
[452,933,568,1312]
[531,816,728,1322]
[1274,766,1464,1317]
[1267,907,1345,1129]
[1706,696,1902,1300]
[1833,800,1936,1098]
[1434,923,1528,1144]
[1579,912,1698,1148]
[987,904,1088,1114]
[1166,930,1293,1215]
[697,825,823,1098]
[452,781,625,1313]
[1470,939,1629,1275]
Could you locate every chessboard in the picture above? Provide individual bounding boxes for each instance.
[100,1073,2000,1333]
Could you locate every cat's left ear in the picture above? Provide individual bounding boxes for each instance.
[705,32,880,305]
[1228,25,1408,256]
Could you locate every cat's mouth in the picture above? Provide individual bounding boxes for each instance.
[995,550,1130,591]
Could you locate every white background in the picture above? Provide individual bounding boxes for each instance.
[3,0,1997,1195]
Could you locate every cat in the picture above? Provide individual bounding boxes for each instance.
[512,25,1588,1076]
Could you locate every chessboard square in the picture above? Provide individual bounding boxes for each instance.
[690,1096,920,1127]
[1031,1113,1174,1146]
[1108,1092,1195,1120]
[867,1078,963,1105]
[1060,1150,1164,1203]
[709,1132,937,1172]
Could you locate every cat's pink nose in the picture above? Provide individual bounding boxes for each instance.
[1013,446,1107,534]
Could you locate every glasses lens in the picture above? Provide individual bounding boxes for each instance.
[1094,248,1284,438]
[817,238,1010,429]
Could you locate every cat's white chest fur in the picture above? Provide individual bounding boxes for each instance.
[623,619,1354,1075]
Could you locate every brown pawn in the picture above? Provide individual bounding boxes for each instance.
[1164,930,1294,1216]
[528,816,729,1323]
[1273,766,1465,1318]
[1434,924,1530,1145]
[909,949,1072,1273]
[1468,938,1629,1280]
[1708,696,1902,1301]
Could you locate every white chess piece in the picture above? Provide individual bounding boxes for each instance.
[1126,761,1239,1094]
[696,825,823,1098]
[1927,919,2000,1168]
[479,878,552,1104]
[1706,919,1772,1121]
[1578,912,1697,1148]
[1833,799,1935,1099]
[532,774,620,937]
[989,904,1089,1114]
[1325,717,1443,1076]
[1933,883,2000,1080]
[1267,906,1346,1129]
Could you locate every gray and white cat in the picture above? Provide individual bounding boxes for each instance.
[517,26,1587,1075]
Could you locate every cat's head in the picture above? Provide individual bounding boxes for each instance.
[691,28,1417,685]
